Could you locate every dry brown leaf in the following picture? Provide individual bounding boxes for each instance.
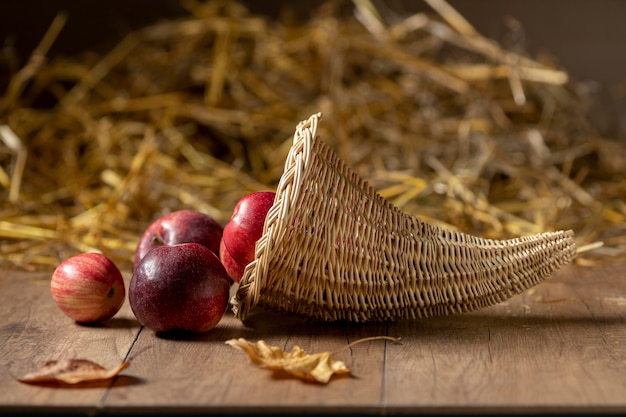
[18,359,130,385]
[226,338,349,384]
[226,336,401,384]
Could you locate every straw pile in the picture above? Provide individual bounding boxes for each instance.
[1,0,624,272]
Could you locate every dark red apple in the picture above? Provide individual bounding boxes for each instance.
[129,243,230,333]
[220,191,275,283]
[50,253,125,323]
[134,209,222,269]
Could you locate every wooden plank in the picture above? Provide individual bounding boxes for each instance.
[0,270,140,414]
[1,263,625,414]
[103,299,389,414]
[383,264,626,413]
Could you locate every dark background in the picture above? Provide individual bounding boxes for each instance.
[1,0,624,136]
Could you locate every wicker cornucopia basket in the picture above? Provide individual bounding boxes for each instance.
[232,113,577,322]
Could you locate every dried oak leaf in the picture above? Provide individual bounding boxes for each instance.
[226,338,349,384]
[18,359,130,385]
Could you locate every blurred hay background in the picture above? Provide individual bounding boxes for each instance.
[1,0,624,272]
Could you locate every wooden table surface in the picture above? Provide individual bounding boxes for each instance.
[1,262,625,416]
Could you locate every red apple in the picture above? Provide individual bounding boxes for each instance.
[220,191,275,283]
[129,243,231,333]
[134,209,222,269]
[50,253,125,323]
[219,238,246,283]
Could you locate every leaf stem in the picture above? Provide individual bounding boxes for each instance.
[332,336,402,355]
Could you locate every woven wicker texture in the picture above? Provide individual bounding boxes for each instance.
[232,113,577,322]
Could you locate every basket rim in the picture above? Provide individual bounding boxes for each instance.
[232,112,323,320]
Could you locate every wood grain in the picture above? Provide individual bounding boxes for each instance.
[0,270,140,413]
[105,308,389,413]
[0,264,625,414]
[384,264,626,413]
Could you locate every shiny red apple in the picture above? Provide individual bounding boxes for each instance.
[134,209,222,269]
[220,191,275,282]
[50,253,125,323]
[129,243,231,333]
[219,238,246,283]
